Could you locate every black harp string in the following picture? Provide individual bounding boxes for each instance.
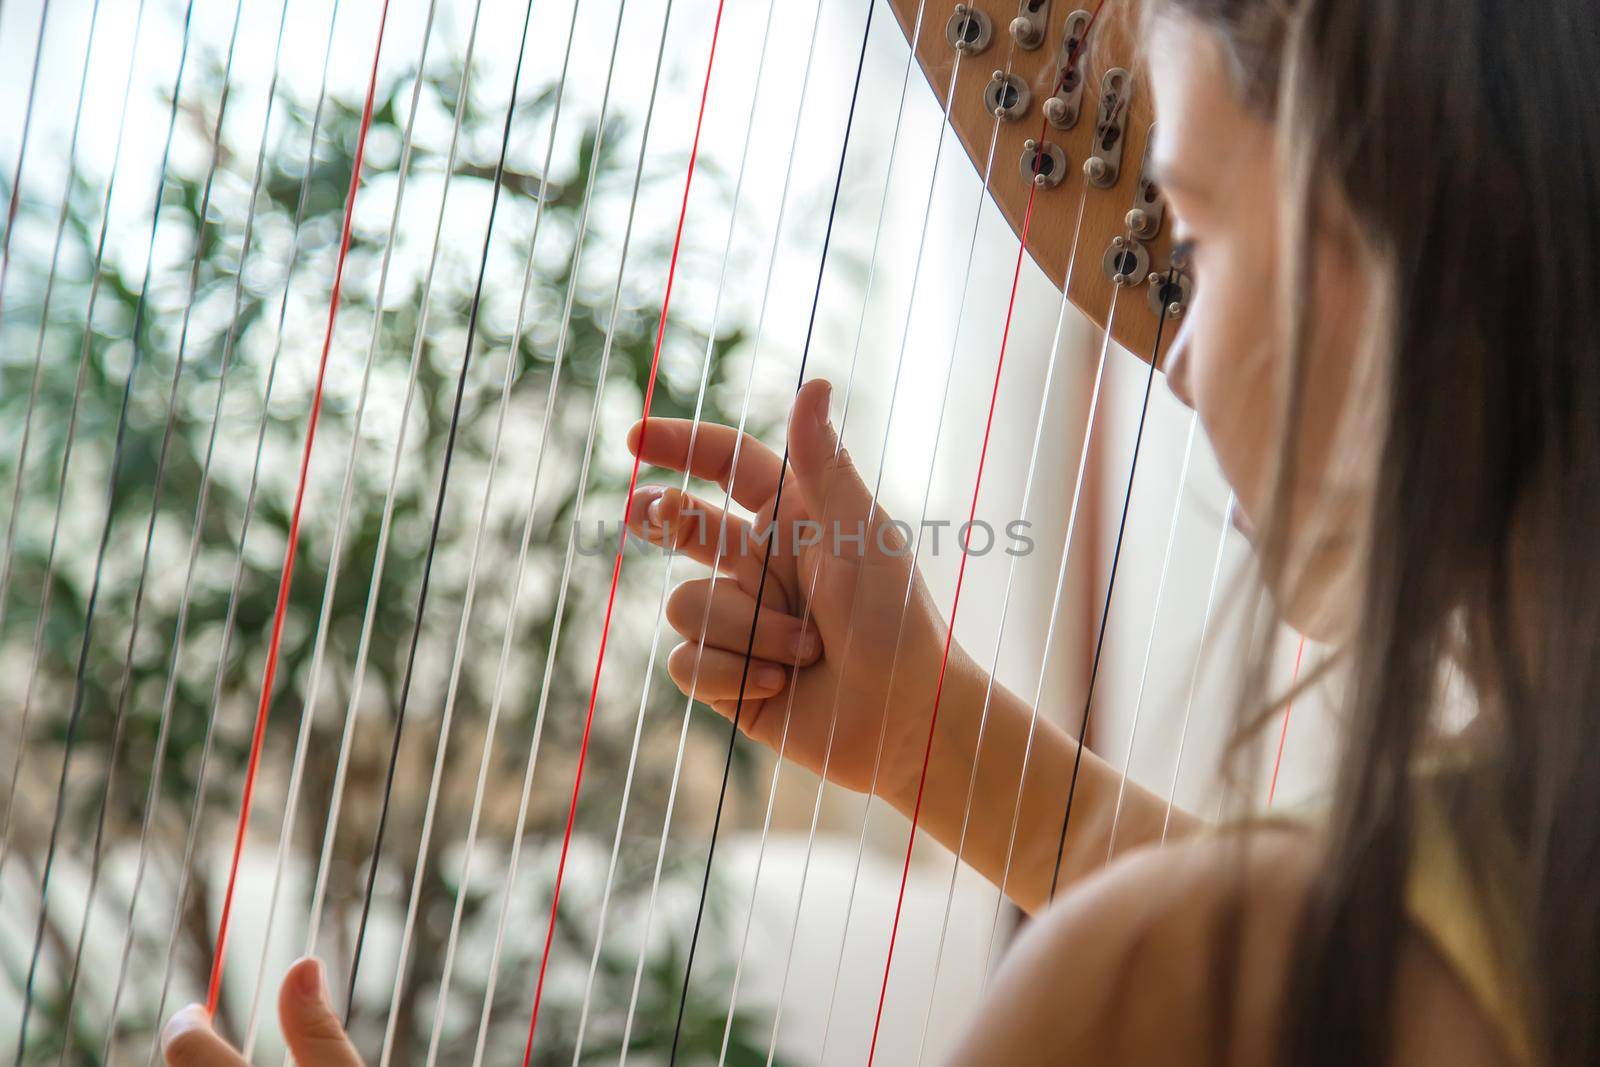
[666,1,879,1062]
[0,0,49,324]
[0,0,153,893]
[54,0,295,1053]
[710,0,940,1055]
[0,0,65,642]
[342,0,541,1018]
[1048,250,1188,902]
[12,0,225,1054]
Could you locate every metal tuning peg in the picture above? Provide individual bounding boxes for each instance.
[1019,139,1068,188]
[1010,0,1051,49]
[984,70,1032,121]
[1043,9,1092,130]
[1083,67,1132,188]
[1124,126,1167,240]
[1103,234,1151,288]
[947,4,994,54]
[1146,263,1193,319]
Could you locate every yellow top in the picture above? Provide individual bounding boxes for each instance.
[1405,799,1532,1064]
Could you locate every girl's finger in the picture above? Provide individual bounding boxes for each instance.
[277,958,365,1067]
[162,1006,248,1067]
[665,578,821,668]
[628,486,770,593]
[627,418,787,514]
[666,641,790,704]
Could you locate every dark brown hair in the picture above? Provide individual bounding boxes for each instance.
[1147,0,1600,1063]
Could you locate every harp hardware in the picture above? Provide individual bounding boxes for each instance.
[1084,66,1132,187]
[984,69,1033,120]
[947,4,993,54]
[1010,0,1051,49]
[1125,126,1167,240]
[1147,266,1192,319]
[1019,138,1067,187]
[1043,9,1093,129]
[1103,233,1150,287]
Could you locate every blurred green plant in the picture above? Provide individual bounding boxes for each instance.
[0,35,790,1067]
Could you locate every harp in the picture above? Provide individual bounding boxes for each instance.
[0,0,1315,1063]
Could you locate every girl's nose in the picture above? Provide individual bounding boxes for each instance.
[1163,321,1195,410]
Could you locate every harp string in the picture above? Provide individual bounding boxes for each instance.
[868,8,1116,1057]
[205,0,393,1018]
[397,4,586,1063]
[1162,497,1235,843]
[1104,411,1200,862]
[565,1,783,1061]
[128,0,346,1049]
[515,0,724,1054]
[1047,256,1185,904]
[0,0,48,325]
[13,0,218,1051]
[757,13,977,1063]
[865,132,1043,1067]
[0,0,68,647]
[1268,636,1308,806]
[237,0,436,1053]
[710,4,938,1061]
[661,3,878,1063]
[976,284,1120,985]
[870,6,1120,1062]
[342,0,545,1029]
[814,28,1027,1064]
[0,0,153,895]
[57,0,296,1051]
[456,2,657,1058]
[607,5,846,1058]
[291,0,491,1010]
[908,174,1103,1066]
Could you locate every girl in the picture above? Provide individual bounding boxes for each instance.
[164,0,1598,1062]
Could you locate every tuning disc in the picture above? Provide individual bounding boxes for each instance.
[984,70,1032,121]
[947,5,993,54]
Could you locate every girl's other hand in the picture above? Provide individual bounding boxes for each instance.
[161,959,362,1067]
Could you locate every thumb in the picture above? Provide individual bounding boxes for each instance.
[786,379,875,539]
[278,958,365,1067]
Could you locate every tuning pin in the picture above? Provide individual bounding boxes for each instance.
[1125,208,1152,236]
[1010,15,1044,48]
[1084,156,1110,187]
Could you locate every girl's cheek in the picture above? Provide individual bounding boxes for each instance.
[1189,271,1281,523]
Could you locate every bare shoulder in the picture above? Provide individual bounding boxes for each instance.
[943,829,1515,1066]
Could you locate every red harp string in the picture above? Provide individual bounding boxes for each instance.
[205,0,393,1016]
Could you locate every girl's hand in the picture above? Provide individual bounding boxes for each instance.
[162,959,362,1067]
[626,378,976,811]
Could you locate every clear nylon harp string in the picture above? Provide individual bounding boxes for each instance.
[13,0,234,1051]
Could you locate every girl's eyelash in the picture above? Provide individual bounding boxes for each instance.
[1171,238,1197,269]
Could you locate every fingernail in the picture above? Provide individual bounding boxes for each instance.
[162,1004,209,1051]
[295,957,327,1005]
[756,665,785,691]
[791,630,819,661]
[813,381,832,430]
[647,493,666,527]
